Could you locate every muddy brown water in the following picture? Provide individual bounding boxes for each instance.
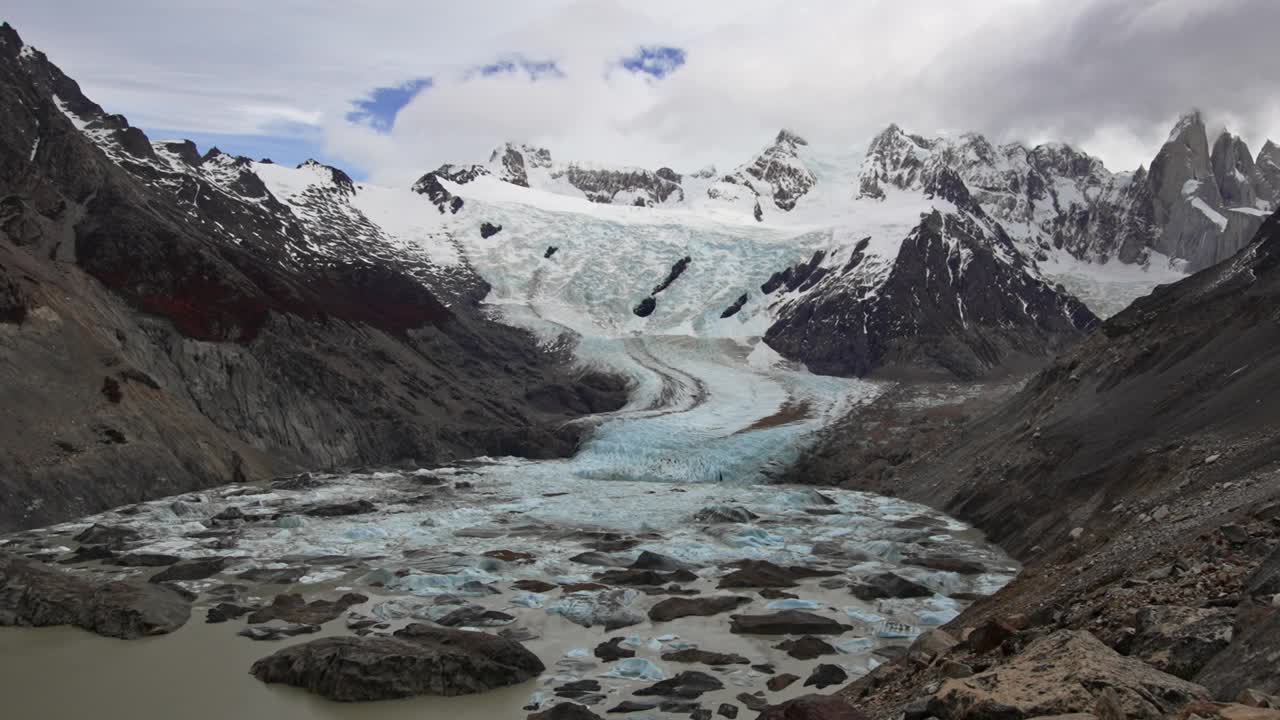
[0,592,845,720]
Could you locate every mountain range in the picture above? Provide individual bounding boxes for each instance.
[0,18,1274,526]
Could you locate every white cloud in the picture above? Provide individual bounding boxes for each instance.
[7,0,1279,184]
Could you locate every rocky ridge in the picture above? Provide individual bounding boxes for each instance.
[792,209,1280,717]
[0,23,626,531]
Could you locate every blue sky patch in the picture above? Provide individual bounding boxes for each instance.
[346,77,433,132]
[621,46,686,79]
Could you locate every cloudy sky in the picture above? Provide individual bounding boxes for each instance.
[7,0,1279,184]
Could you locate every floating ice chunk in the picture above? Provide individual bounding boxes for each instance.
[548,589,644,629]
[343,526,388,541]
[360,568,396,586]
[767,599,821,610]
[918,609,959,626]
[275,515,305,529]
[620,636,645,648]
[601,658,666,681]
[875,621,919,639]
[511,592,547,609]
[565,648,591,658]
[844,608,885,624]
[656,634,679,642]
[390,567,500,596]
[727,527,785,548]
[665,639,698,651]
[299,569,346,584]
[835,637,874,654]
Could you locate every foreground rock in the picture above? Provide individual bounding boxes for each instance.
[249,623,545,701]
[1130,604,1235,679]
[528,703,603,719]
[729,610,852,635]
[718,560,839,589]
[926,631,1208,719]
[649,595,751,622]
[757,694,870,719]
[245,592,368,625]
[0,552,191,638]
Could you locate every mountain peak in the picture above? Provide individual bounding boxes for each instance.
[774,128,807,147]
[1167,109,1206,143]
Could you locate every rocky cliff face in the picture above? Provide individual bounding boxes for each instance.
[803,208,1280,717]
[725,129,818,211]
[859,116,1278,273]
[764,168,1098,378]
[0,23,624,531]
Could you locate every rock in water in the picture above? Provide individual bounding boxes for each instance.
[528,703,604,719]
[803,664,848,689]
[660,649,750,666]
[245,592,368,625]
[148,557,230,583]
[0,553,191,638]
[927,630,1208,719]
[249,623,545,701]
[775,636,838,660]
[847,572,933,601]
[649,595,752,622]
[729,610,852,635]
[756,694,870,719]
[635,671,724,699]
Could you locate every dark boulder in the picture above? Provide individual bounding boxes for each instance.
[775,636,838,660]
[756,695,869,719]
[649,595,751,622]
[729,610,852,635]
[660,648,749,666]
[479,222,502,239]
[0,552,191,639]
[72,524,141,547]
[594,637,635,662]
[718,560,838,589]
[245,592,367,625]
[303,499,376,517]
[633,296,657,318]
[803,663,848,689]
[148,557,229,583]
[848,572,933,601]
[720,293,749,319]
[250,623,545,701]
[529,703,604,719]
[635,671,724,699]
[766,674,800,691]
[112,553,181,567]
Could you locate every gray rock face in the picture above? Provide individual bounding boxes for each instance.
[859,117,1278,274]
[1130,605,1234,680]
[0,23,625,531]
[1258,141,1280,201]
[732,129,817,211]
[0,552,191,638]
[249,623,545,701]
[559,165,684,206]
[1212,132,1271,208]
[927,630,1208,720]
[764,203,1097,379]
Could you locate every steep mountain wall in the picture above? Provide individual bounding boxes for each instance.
[0,23,625,531]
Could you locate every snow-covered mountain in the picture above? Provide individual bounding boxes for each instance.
[14,13,1272,381]
[425,115,1277,280]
